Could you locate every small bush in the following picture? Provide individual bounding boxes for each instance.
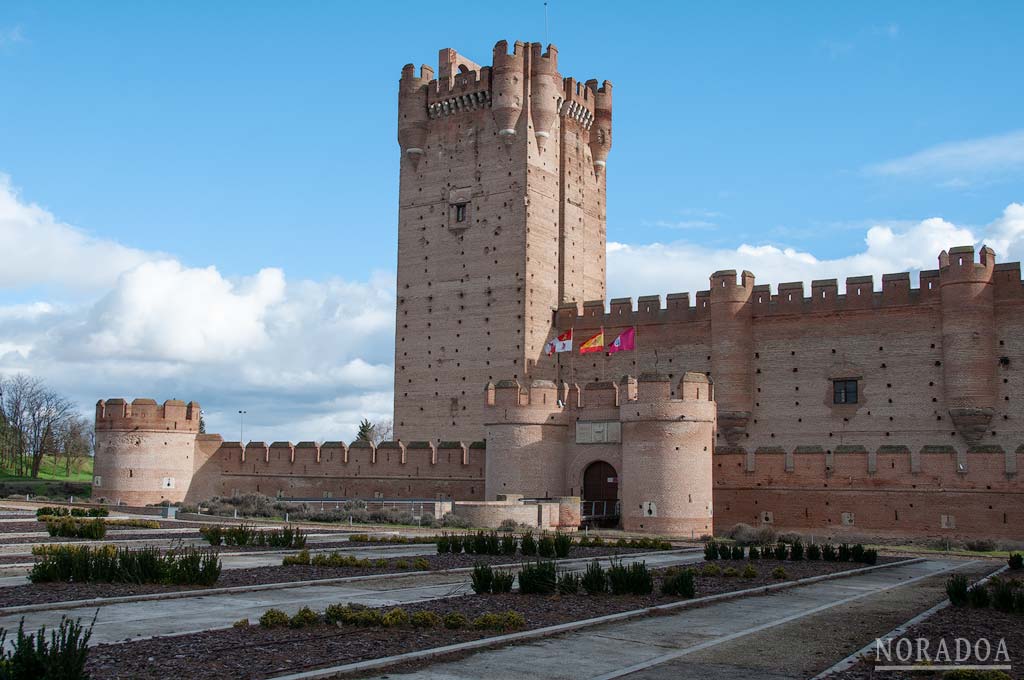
[290,606,319,628]
[554,533,573,558]
[967,584,991,608]
[851,544,865,562]
[232,618,250,628]
[772,544,788,560]
[947,574,970,606]
[581,560,607,595]
[500,533,517,555]
[821,544,837,562]
[282,549,310,566]
[501,610,526,630]
[259,608,290,628]
[1008,553,1023,570]
[608,559,654,595]
[518,560,557,595]
[441,512,472,528]
[443,612,469,629]
[806,543,822,561]
[473,531,489,555]
[471,564,494,594]
[863,549,878,565]
[411,611,442,629]
[557,571,581,595]
[521,531,537,556]
[748,546,760,560]
[964,539,997,553]
[730,545,744,560]
[413,557,430,571]
[991,577,1016,613]
[789,540,804,561]
[396,560,410,570]
[46,517,107,540]
[722,567,739,578]
[742,563,757,579]
[325,603,361,625]
[492,570,515,593]
[449,534,464,554]
[382,608,410,627]
[661,567,696,598]
[0,615,92,679]
[701,563,721,577]
[538,535,556,559]
[436,533,450,554]
[498,519,518,532]
[771,566,788,580]
[703,541,719,560]
[838,544,852,562]
[727,522,776,546]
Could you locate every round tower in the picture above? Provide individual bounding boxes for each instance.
[529,43,561,148]
[620,373,716,535]
[484,379,567,499]
[709,269,755,445]
[93,398,201,505]
[939,245,997,441]
[491,40,525,140]
[397,63,433,165]
[587,80,612,175]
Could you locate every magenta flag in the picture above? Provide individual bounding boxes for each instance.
[607,327,636,353]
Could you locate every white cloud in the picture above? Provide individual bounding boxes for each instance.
[607,204,1021,299]
[0,175,157,289]
[867,130,1024,183]
[0,25,25,48]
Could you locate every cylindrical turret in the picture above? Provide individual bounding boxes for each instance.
[587,80,613,175]
[529,43,561,147]
[709,270,755,445]
[939,245,997,442]
[620,373,716,535]
[93,398,202,505]
[491,40,525,141]
[397,63,432,165]
[484,379,567,498]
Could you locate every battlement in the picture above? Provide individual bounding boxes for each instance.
[492,39,527,66]
[95,398,200,432]
[529,42,559,70]
[554,247,1024,330]
[486,374,712,412]
[225,438,477,467]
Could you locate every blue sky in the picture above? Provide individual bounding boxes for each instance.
[1,1,1022,441]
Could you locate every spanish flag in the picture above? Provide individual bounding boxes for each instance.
[579,330,604,354]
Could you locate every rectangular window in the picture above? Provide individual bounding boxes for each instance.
[455,203,467,222]
[833,379,858,404]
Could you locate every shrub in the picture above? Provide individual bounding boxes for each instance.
[608,559,653,595]
[742,563,757,579]
[486,531,501,555]
[538,535,556,558]
[851,544,865,563]
[863,549,878,565]
[443,612,469,629]
[727,523,776,546]
[200,523,305,549]
[1008,553,1024,570]
[395,560,409,570]
[473,531,490,555]
[325,603,365,625]
[773,544,788,560]
[991,577,1016,613]
[501,610,526,630]
[289,606,319,628]
[703,541,719,560]
[492,570,515,594]
[771,566,788,579]
[232,618,250,628]
[472,613,503,630]
[557,571,581,595]
[946,574,970,606]
[374,558,387,568]
[581,560,608,595]
[518,560,557,595]
[436,533,450,554]
[282,549,310,566]
[411,611,442,629]
[498,519,518,532]
[838,544,852,562]
[554,533,573,558]
[471,564,494,594]
[500,533,517,555]
[449,534,464,554]
[29,544,220,586]
[806,544,822,561]
[821,544,837,562]
[661,567,696,598]
[789,540,804,561]
[748,546,760,560]
[964,539,997,553]
[730,545,744,560]
[967,584,990,608]
[521,531,537,556]
[413,557,430,571]
[722,567,739,578]
[46,517,107,540]
[382,608,410,627]
[441,512,472,528]
[259,608,290,628]
[36,506,107,518]
[0,615,92,679]
[701,563,721,577]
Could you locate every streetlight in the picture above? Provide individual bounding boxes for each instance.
[238,410,247,442]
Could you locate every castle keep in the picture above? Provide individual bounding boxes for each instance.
[93,42,1024,540]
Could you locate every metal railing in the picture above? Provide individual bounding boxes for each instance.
[581,499,620,519]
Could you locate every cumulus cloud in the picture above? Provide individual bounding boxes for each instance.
[0,175,156,289]
[867,130,1024,185]
[607,204,1022,299]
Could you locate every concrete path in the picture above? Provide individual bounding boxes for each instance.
[0,551,700,646]
[361,559,972,680]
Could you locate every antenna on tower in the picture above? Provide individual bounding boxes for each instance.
[544,2,549,45]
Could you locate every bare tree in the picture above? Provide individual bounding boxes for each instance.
[0,375,84,478]
[371,418,394,445]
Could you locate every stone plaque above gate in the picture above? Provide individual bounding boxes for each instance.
[575,420,622,444]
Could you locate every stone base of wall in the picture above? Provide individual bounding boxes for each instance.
[622,515,713,537]
[450,496,581,531]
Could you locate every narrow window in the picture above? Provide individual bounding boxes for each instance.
[455,203,467,222]
[833,379,858,404]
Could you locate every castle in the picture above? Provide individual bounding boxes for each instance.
[93,41,1024,540]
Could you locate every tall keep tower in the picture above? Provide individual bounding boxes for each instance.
[394,42,613,441]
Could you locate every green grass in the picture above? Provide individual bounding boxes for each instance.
[0,456,93,483]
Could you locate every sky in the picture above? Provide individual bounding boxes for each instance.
[1,1,1023,443]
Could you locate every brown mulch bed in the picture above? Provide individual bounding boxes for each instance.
[83,560,886,680]
[830,603,1024,679]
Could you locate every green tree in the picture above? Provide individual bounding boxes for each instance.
[356,418,374,442]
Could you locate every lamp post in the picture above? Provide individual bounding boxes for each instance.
[238,410,247,443]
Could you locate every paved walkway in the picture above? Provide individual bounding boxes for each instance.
[0,551,700,646]
[361,559,973,680]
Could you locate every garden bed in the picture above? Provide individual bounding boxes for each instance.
[83,558,892,680]
[0,530,203,545]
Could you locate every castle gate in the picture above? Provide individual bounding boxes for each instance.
[582,460,619,524]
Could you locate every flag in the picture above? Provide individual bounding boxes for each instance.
[607,327,636,354]
[579,330,604,354]
[545,329,573,356]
